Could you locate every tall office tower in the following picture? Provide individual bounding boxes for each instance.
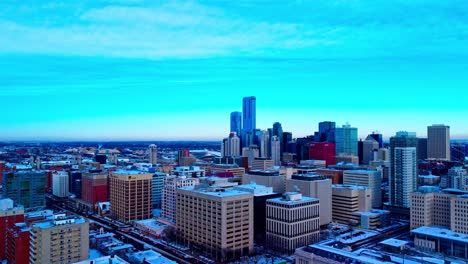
[272,122,284,155]
[331,185,372,224]
[228,132,241,156]
[82,171,108,205]
[417,138,428,160]
[343,170,382,208]
[152,172,166,209]
[29,214,89,264]
[243,145,260,167]
[266,192,320,254]
[52,171,69,198]
[148,144,158,165]
[335,124,358,156]
[447,167,468,190]
[242,96,256,147]
[369,132,384,148]
[230,111,242,136]
[309,142,336,167]
[315,121,336,142]
[428,124,450,160]
[271,136,281,166]
[362,136,380,165]
[260,130,271,158]
[6,223,30,264]
[286,174,332,226]
[69,171,82,199]
[233,184,282,245]
[283,132,293,152]
[2,170,46,210]
[176,187,254,262]
[161,175,199,224]
[0,199,24,260]
[109,171,153,222]
[389,132,418,208]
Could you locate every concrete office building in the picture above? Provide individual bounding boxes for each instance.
[251,158,275,171]
[161,175,199,224]
[451,195,468,234]
[176,187,254,262]
[243,170,285,194]
[211,164,245,178]
[362,136,379,165]
[29,214,89,264]
[332,185,372,224]
[427,124,450,160]
[266,192,320,254]
[343,170,382,208]
[389,132,418,209]
[109,171,153,222]
[52,171,69,198]
[286,174,332,226]
[149,144,157,165]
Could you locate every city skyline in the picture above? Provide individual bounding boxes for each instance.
[1,0,467,140]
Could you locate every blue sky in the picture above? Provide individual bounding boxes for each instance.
[0,0,467,140]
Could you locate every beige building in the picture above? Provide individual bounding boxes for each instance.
[410,187,454,230]
[451,195,468,234]
[176,187,254,262]
[30,214,89,264]
[332,185,371,224]
[251,158,275,171]
[243,170,285,194]
[286,174,332,226]
[266,192,320,255]
[211,164,245,178]
[427,124,450,160]
[110,171,153,222]
[161,175,199,224]
[343,170,382,208]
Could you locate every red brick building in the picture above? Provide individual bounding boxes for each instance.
[6,223,30,264]
[82,171,108,204]
[0,199,24,260]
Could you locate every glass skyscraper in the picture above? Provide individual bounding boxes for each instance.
[242,96,256,147]
[334,124,358,156]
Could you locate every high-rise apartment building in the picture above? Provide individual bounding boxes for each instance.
[0,199,24,260]
[6,223,30,264]
[335,124,358,156]
[343,170,382,208]
[242,96,256,147]
[52,171,69,198]
[230,111,242,137]
[389,132,418,209]
[176,187,254,262]
[81,170,108,205]
[109,171,153,222]
[271,136,281,166]
[309,142,336,167]
[427,124,450,160]
[266,192,320,254]
[29,214,89,264]
[332,185,372,224]
[2,170,47,209]
[161,175,199,224]
[148,144,158,165]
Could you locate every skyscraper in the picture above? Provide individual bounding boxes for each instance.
[228,132,241,156]
[315,121,336,142]
[283,132,293,152]
[335,124,358,156]
[260,130,270,158]
[271,136,281,166]
[242,96,256,147]
[149,144,157,165]
[417,138,428,160]
[427,124,450,160]
[230,111,242,136]
[52,171,69,198]
[272,122,284,156]
[369,132,384,148]
[362,136,379,165]
[389,132,418,208]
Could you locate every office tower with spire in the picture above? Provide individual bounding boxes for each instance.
[149,144,157,165]
[230,111,242,135]
[427,124,450,160]
[242,96,256,147]
[335,124,358,156]
[389,132,418,208]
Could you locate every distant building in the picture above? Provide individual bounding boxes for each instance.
[316,169,343,184]
[417,138,428,160]
[6,222,30,264]
[362,136,379,165]
[369,132,383,148]
[29,214,89,264]
[2,170,47,209]
[242,96,256,147]
[343,170,382,208]
[314,121,336,142]
[110,171,153,222]
[272,122,284,156]
[266,192,320,254]
[171,166,205,178]
[309,142,336,167]
[243,170,285,194]
[427,124,450,160]
[52,171,69,198]
[152,172,166,209]
[148,144,158,165]
[161,175,199,224]
[69,171,82,199]
[230,111,242,137]
[271,136,281,166]
[177,187,254,262]
[251,158,275,171]
[332,185,372,224]
[0,199,24,260]
[211,164,245,178]
[447,167,468,190]
[335,124,358,156]
[82,171,108,205]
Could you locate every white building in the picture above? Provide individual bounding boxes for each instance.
[161,175,199,224]
[343,170,382,208]
[52,171,69,198]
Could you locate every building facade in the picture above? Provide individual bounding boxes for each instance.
[53,171,69,198]
[81,171,108,205]
[309,142,336,167]
[334,124,358,156]
[149,144,158,165]
[161,175,199,224]
[332,185,371,224]
[2,170,46,210]
[343,170,382,208]
[427,124,450,160]
[0,199,24,260]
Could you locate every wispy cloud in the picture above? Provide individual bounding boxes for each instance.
[0,0,467,59]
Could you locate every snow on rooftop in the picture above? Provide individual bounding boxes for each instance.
[380,238,408,248]
[412,226,468,243]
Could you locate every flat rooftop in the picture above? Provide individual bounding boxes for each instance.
[412,226,468,244]
[380,238,408,248]
[267,195,318,205]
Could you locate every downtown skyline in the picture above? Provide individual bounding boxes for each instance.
[1,0,467,141]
